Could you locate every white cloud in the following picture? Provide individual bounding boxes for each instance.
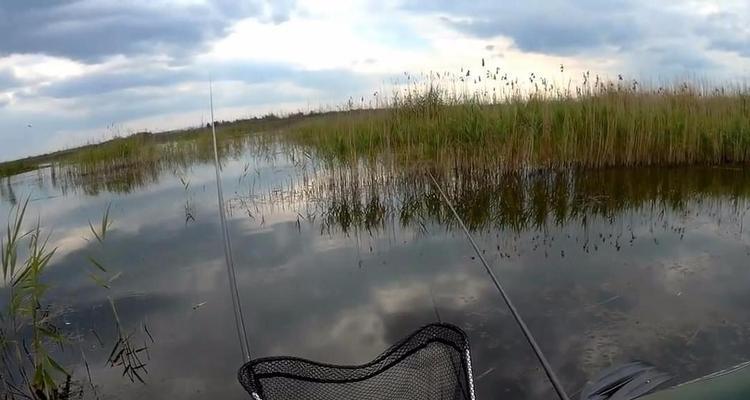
[206,0,423,72]
[0,54,88,83]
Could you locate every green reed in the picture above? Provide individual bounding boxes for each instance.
[1,198,70,399]
[285,76,750,169]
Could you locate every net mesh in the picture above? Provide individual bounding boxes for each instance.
[238,323,476,400]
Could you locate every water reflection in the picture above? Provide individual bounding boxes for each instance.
[1,143,749,400]
[0,136,264,201]
[0,177,16,205]
[280,163,750,236]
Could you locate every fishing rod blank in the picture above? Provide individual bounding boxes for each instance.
[428,171,570,400]
[210,80,251,362]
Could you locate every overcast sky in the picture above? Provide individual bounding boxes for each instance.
[1,0,749,161]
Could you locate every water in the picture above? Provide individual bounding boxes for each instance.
[1,142,750,399]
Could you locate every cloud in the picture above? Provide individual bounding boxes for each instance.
[640,45,717,72]
[0,59,382,160]
[402,0,640,55]
[268,0,296,23]
[700,11,750,58]
[37,63,197,98]
[0,69,19,91]
[0,0,296,62]
[397,0,750,79]
[712,39,750,58]
[37,59,379,99]
[22,62,379,126]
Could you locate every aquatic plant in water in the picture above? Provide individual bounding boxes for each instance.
[1,198,71,399]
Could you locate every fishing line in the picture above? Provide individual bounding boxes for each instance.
[210,80,251,362]
[427,171,570,400]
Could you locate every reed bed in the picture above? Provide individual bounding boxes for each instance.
[286,75,750,169]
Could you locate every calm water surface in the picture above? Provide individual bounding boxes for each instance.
[1,143,750,399]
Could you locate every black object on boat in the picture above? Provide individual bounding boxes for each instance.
[238,323,476,400]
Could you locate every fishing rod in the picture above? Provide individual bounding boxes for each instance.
[427,171,570,400]
[210,80,251,362]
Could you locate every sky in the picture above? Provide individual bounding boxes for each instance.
[1,0,749,161]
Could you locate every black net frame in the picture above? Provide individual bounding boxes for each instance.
[238,323,476,400]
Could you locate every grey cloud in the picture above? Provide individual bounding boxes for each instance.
[403,0,750,67]
[712,39,750,58]
[0,61,383,159]
[39,66,197,98]
[268,0,296,23]
[644,45,717,72]
[0,0,296,62]
[451,16,638,55]
[405,0,640,55]
[0,69,19,91]
[699,12,750,58]
[37,60,380,99]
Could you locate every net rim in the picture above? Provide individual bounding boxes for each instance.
[248,338,467,384]
[237,323,474,399]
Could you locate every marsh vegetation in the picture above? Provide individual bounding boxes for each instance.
[288,74,750,168]
[2,66,750,182]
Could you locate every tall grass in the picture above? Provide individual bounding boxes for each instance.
[286,75,750,168]
[62,133,159,172]
[1,199,70,399]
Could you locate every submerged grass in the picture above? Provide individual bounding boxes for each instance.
[287,77,750,168]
